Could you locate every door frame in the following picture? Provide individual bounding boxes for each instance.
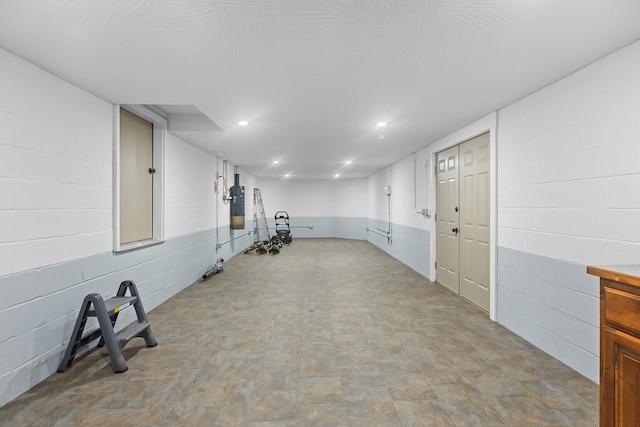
[113,104,166,252]
[429,112,498,320]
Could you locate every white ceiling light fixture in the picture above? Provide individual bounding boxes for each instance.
[272,160,280,164]
[238,120,249,126]
[284,173,291,178]
[376,122,387,128]
[345,160,353,165]
[334,173,340,178]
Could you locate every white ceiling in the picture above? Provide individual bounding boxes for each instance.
[1,1,640,179]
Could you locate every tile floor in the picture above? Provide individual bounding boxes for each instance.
[0,238,598,426]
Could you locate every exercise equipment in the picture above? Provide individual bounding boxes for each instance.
[58,280,157,374]
[274,211,292,244]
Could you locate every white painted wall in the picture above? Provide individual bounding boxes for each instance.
[495,39,640,382]
[260,179,333,217]
[0,49,115,406]
[165,134,217,238]
[0,49,113,277]
[256,179,301,218]
[389,155,430,229]
[165,135,256,237]
[367,155,431,227]
[254,177,367,240]
[367,167,392,223]
[0,48,258,407]
[498,39,640,265]
[332,178,367,217]
[257,178,368,218]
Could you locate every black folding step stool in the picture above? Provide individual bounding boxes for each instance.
[58,280,157,374]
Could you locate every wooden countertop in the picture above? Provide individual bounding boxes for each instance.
[587,265,640,287]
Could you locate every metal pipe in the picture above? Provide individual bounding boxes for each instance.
[216,230,252,249]
[215,158,219,252]
[388,167,392,241]
[290,225,314,229]
[366,227,390,238]
[413,152,421,214]
[377,227,390,233]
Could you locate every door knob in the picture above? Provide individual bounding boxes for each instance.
[452,227,459,234]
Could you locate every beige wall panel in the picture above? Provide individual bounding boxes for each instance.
[120,108,153,244]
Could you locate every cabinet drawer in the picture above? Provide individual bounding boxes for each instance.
[604,287,640,336]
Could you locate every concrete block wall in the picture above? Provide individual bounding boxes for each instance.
[266,216,334,238]
[496,39,640,382]
[0,48,256,407]
[333,217,368,240]
[0,48,113,277]
[498,40,640,265]
[0,227,228,407]
[257,177,367,219]
[389,155,430,230]
[366,162,431,279]
[498,247,600,381]
[367,219,430,278]
[332,178,368,218]
[367,167,392,224]
[0,48,116,405]
[263,216,367,240]
[165,133,217,238]
[258,177,369,240]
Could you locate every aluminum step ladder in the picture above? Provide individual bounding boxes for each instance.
[58,280,157,373]
[246,188,281,254]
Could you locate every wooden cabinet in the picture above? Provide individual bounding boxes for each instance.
[588,265,640,427]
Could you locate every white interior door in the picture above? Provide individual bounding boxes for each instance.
[436,133,490,312]
[459,133,490,311]
[436,145,460,293]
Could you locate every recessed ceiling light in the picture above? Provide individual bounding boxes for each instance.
[284,174,291,178]
[238,120,249,126]
[334,173,340,178]
[345,160,353,165]
[272,160,280,164]
[378,135,386,140]
[376,122,387,128]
